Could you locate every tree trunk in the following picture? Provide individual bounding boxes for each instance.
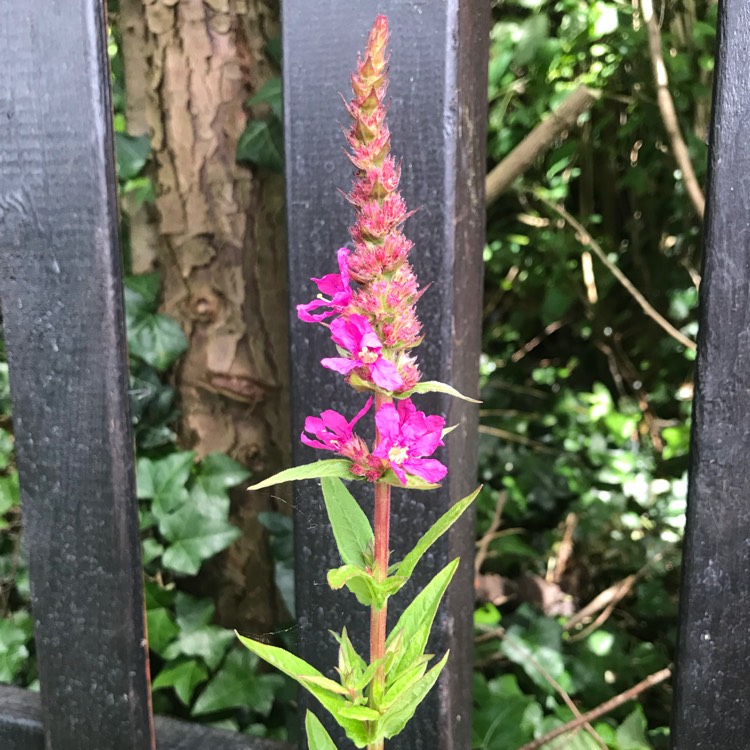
[119,0,289,633]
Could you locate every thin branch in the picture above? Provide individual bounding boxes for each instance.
[475,491,507,575]
[521,649,609,750]
[640,0,705,219]
[485,86,601,204]
[538,196,697,351]
[479,424,560,454]
[515,668,672,750]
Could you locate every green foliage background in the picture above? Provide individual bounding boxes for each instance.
[0,1,715,747]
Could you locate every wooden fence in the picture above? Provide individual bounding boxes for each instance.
[0,0,745,749]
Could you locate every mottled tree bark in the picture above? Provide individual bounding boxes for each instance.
[120,0,289,632]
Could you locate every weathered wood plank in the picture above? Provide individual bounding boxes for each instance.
[0,686,291,750]
[0,1,153,747]
[282,2,489,748]
[671,3,750,748]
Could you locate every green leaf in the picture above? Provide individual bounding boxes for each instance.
[396,380,481,403]
[376,652,449,740]
[321,477,373,568]
[615,706,652,750]
[236,633,369,747]
[152,658,208,705]
[115,132,151,180]
[146,607,179,655]
[124,273,161,310]
[0,473,19,515]
[248,460,354,490]
[236,118,284,172]
[195,453,251,494]
[192,648,282,717]
[305,710,338,750]
[159,503,241,576]
[327,565,405,609]
[0,613,33,683]
[127,311,189,372]
[136,452,194,513]
[141,537,165,566]
[164,604,234,670]
[393,486,481,582]
[379,470,441,491]
[386,559,459,679]
[247,78,283,120]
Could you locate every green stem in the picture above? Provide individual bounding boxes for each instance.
[369,393,392,750]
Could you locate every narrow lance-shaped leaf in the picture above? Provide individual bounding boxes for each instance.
[248,459,354,490]
[321,477,373,568]
[396,380,481,403]
[236,633,369,747]
[386,559,459,679]
[305,710,339,750]
[393,486,481,582]
[376,652,450,740]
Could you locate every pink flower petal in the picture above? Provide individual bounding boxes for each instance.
[371,358,404,390]
[403,457,447,484]
[321,356,360,375]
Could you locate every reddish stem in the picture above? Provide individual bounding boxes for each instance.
[369,393,392,750]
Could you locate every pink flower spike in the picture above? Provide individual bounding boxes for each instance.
[301,397,373,453]
[322,314,404,391]
[297,248,354,323]
[373,399,447,485]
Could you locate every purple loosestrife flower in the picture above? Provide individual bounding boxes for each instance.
[297,248,354,323]
[301,397,372,458]
[321,314,404,391]
[373,399,447,485]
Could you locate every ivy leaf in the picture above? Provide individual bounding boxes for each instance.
[248,459,354,490]
[615,706,653,750]
[236,118,284,172]
[386,559,459,680]
[236,633,369,748]
[115,132,151,180]
[146,607,179,655]
[152,658,208,705]
[162,594,233,670]
[0,473,19,519]
[396,380,481,403]
[393,487,481,582]
[192,648,282,717]
[321,477,373,568]
[0,613,32,683]
[195,453,251,495]
[159,502,241,576]
[127,311,188,372]
[137,452,194,515]
[375,652,449,740]
[141,538,165,566]
[247,78,283,120]
[305,710,339,750]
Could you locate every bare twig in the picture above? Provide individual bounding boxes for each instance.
[516,668,672,750]
[475,491,507,575]
[486,86,601,204]
[511,317,571,363]
[550,512,577,585]
[538,196,697,351]
[479,425,559,455]
[522,649,609,750]
[640,0,705,219]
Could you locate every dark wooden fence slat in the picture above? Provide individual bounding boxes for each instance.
[0,1,153,747]
[283,2,488,748]
[671,4,750,748]
[0,686,291,750]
